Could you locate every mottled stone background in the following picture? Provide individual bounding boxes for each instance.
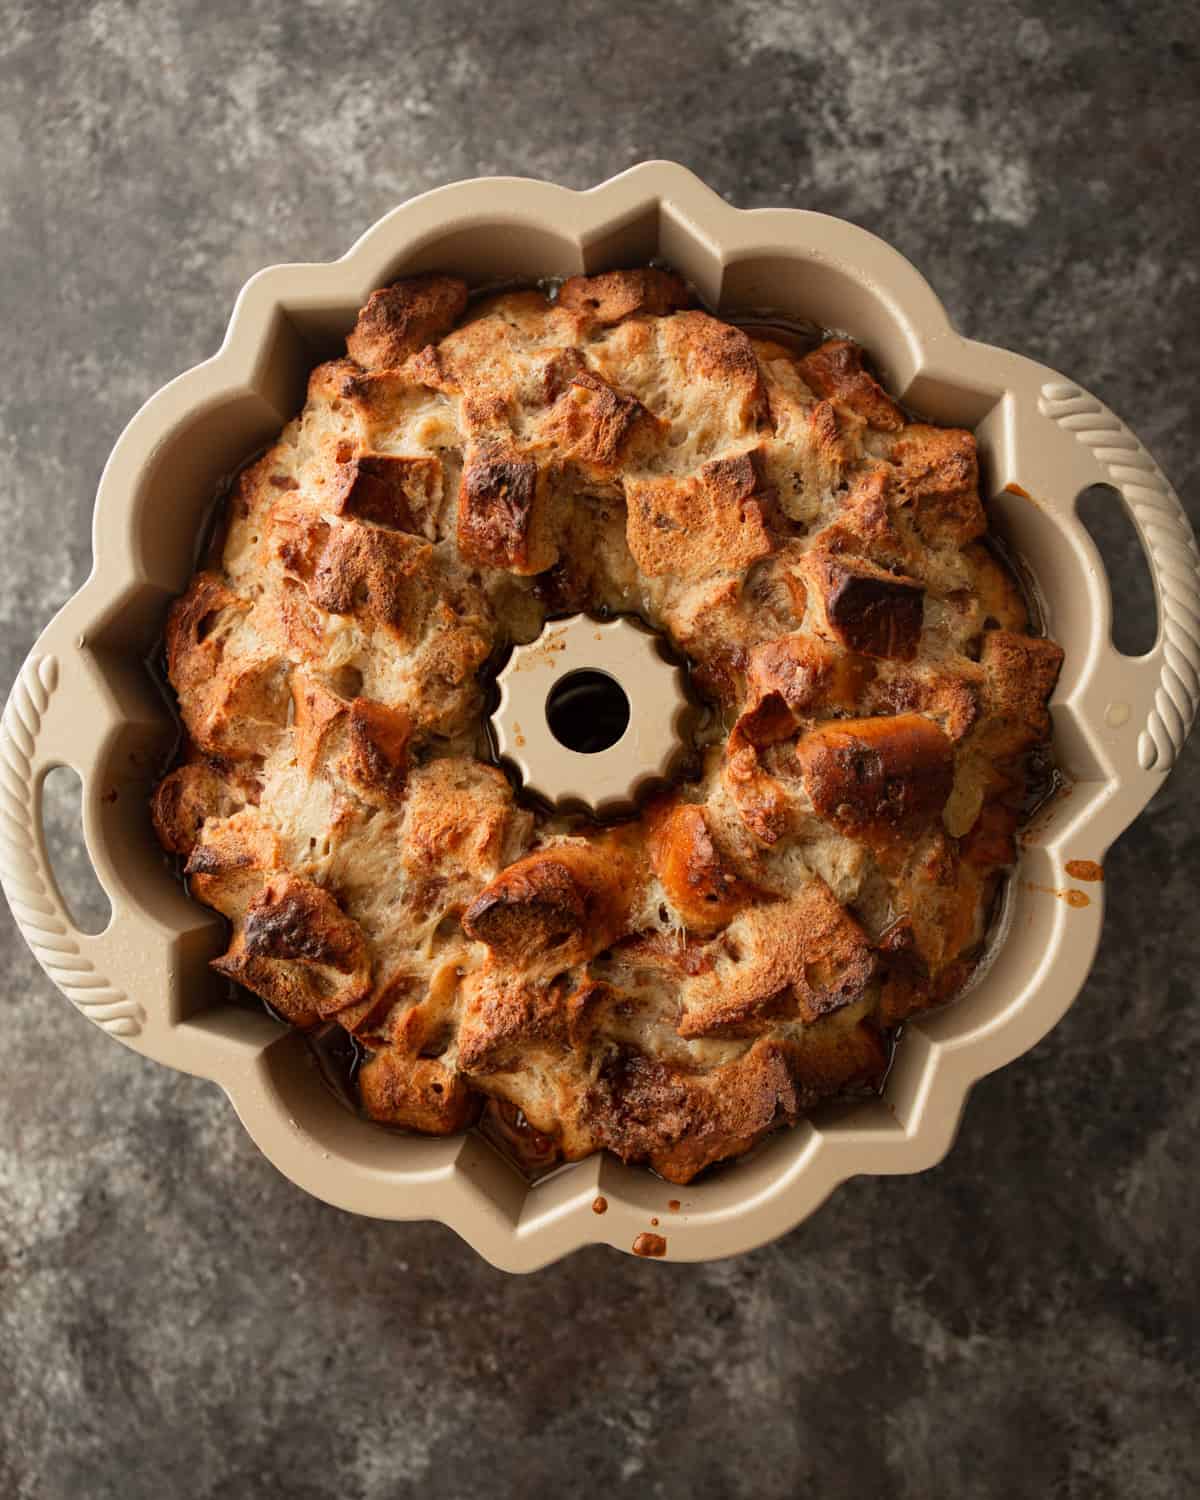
[2,2,1197,1496]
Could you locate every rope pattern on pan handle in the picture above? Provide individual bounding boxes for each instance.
[1038,381,1200,771]
[0,653,144,1038]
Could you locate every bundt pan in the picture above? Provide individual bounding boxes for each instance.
[2,162,1197,1270]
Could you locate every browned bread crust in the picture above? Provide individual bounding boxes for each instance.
[154,268,1062,1183]
[557,267,693,324]
[346,274,469,371]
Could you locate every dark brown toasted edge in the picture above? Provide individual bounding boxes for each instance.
[451,966,889,1183]
[803,550,926,661]
[151,758,256,857]
[644,797,754,936]
[462,839,639,971]
[344,697,411,802]
[746,633,872,717]
[797,338,904,432]
[570,1020,889,1184]
[456,443,548,572]
[793,713,956,850]
[289,674,412,802]
[329,452,444,538]
[210,871,372,1028]
[864,658,984,745]
[888,424,986,546]
[346,274,469,372]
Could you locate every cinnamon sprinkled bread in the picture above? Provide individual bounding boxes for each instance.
[153,269,1062,1184]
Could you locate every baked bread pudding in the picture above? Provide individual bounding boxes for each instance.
[152,267,1062,1184]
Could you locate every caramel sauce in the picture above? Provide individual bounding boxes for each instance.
[1003,482,1050,517]
[632,1232,667,1258]
[306,1023,365,1111]
[1065,859,1104,882]
[668,1199,681,1212]
[477,1098,561,1179]
[1024,881,1090,909]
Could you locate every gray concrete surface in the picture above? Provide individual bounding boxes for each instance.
[1,2,1197,1496]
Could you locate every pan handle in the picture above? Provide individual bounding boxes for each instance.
[0,620,147,1043]
[1028,371,1200,784]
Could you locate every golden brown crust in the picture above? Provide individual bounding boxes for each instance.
[889,424,985,545]
[213,872,371,1026]
[679,882,877,1037]
[977,630,1065,756]
[307,520,435,640]
[556,267,693,324]
[357,1046,479,1134]
[454,969,571,1075]
[581,1024,888,1184]
[343,698,411,801]
[399,758,530,924]
[541,369,659,480]
[817,466,912,568]
[290,673,346,776]
[723,717,794,846]
[153,269,1062,1183]
[797,339,904,431]
[151,760,252,857]
[330,452,444,538]
[346,274,469,371]
[747,634,873,717]
[463,839,638,970]
[962,543,1030,633]
[804,551,925,660]
[793,713,955,850]
[165,575,291,760]
[626,453,774,580]
[456,443,554,573]
[645,798,754,936]
[866,658,984,744]
[661,311,769,430]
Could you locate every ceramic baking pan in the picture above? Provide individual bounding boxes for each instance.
[3,162,1197,1270]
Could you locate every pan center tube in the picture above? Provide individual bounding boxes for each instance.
[491,614,689,817]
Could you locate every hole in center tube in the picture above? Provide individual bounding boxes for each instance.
[41,766,111,936]
[545,670,630,754]
[1076,483,1157,656]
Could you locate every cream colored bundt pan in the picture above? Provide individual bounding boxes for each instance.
[2,163,1197,1270]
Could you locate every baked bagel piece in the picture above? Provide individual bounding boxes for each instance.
[154,268,1063,1183]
